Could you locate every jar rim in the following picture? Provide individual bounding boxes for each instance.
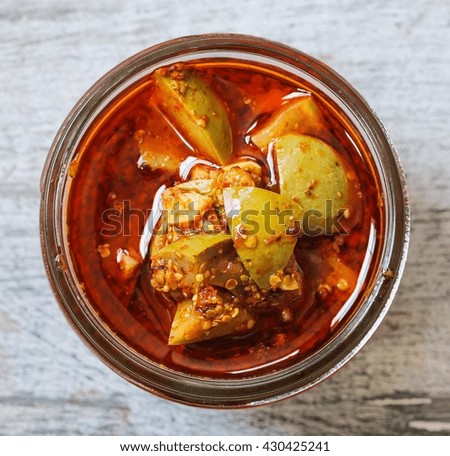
[40,34,410,408]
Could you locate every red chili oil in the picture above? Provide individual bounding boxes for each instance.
[66,59,383,378]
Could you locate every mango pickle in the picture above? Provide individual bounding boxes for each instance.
[135,116,188,173]
[150,233,233,293]
[223,187,302,289]
[67,56,379,373]
[138,148,181,173]
[251,96,326,149]
[169,297,254,345]
[154,66,232,165]
[148,71,361,345]
[151,231,252,294]
[275,134,349,234]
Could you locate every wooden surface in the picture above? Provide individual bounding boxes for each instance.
[1,0,449,436]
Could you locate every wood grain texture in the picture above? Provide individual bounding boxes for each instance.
[1,0,449,436]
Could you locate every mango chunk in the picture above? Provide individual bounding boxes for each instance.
[150,233,233,293]
[117,248,140,280]
[251,96,326,149]
[169,295,254,345]
[150,231,248,293]
[154,66,232,165]
[275,134,349,235]
[223,187,302,289]
[134,108,189,173]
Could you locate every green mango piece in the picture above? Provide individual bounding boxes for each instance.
[169,298,254,345]
[150,233,233,291]
[154,67,232,165]
[152,233,232,263]
[275,134,349,234]
[251,96,326,149]
[223,187,302,289]
[151,231,252,293]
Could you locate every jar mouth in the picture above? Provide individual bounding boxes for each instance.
[40,34,410,408]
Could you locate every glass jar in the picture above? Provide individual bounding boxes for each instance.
[40,34,409,407]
